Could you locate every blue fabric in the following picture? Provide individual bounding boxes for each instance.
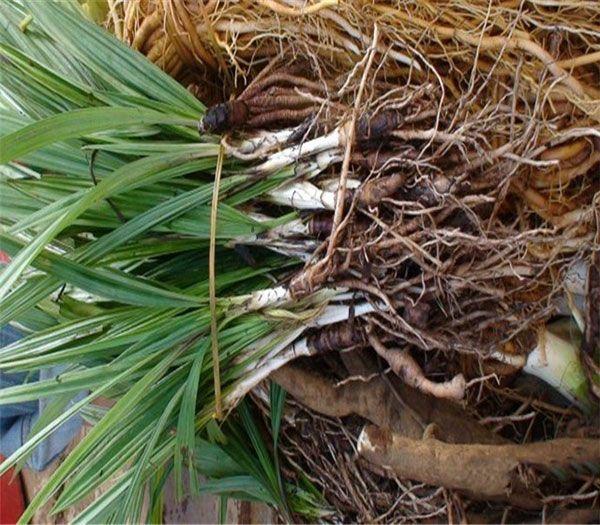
[0,325,23,346]
[0,325,85,471]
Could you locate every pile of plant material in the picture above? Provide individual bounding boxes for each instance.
[109,0,600,365]
[0,0,598,522]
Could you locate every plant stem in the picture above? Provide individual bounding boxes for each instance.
[210,144,225,419]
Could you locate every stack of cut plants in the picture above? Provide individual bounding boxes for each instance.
[0,0,599,522]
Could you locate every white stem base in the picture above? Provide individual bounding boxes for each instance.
[253,128,342,174]
[225,300,377,407]
[267,181,336,210]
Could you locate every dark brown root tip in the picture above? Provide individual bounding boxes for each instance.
[199,100,249,134]
[356,110,403,143]
[287,116,325,144]
[309,322,367,353]
[308,213,334,238]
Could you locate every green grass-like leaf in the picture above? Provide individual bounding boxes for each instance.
[0,107,196,164]
[0,1,324,522]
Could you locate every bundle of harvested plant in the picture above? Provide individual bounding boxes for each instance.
[1,0,599,521]
[110,0,600,361]
[106,0,600,519]
[183,32,600,389]
[0,2,351,521]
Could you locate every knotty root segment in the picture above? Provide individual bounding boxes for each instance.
[309,321,367,353]
[357,173,406,208]
[199,82,407,140]
[306,321,466,401]
[271,363,503,445]
[369,332,466,400]
[358,425,600,508]
[199,70,324,134]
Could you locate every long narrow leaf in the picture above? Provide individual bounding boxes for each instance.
[0,107,196,164]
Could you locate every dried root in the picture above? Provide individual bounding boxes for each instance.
[358,424,600,508]
[271,363,503,445]
[109,0,600,126]
[368,331,466,401]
